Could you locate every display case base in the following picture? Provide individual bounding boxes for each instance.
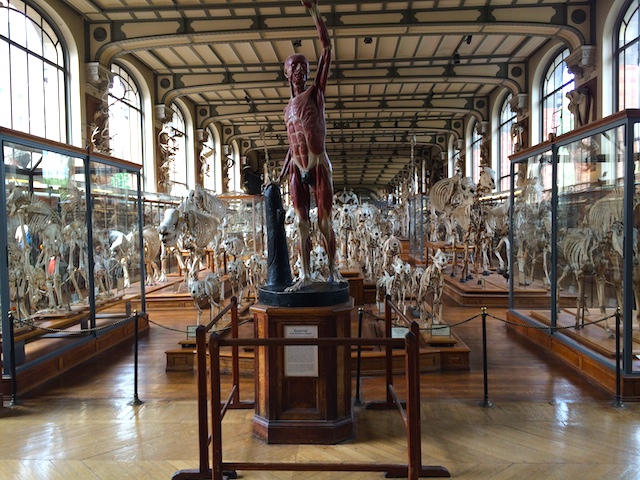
[507,309,640,401]
[444,272,577,308]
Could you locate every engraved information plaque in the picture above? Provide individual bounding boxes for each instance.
[284,325,318,377]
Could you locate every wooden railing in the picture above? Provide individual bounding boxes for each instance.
[172,295,450,480]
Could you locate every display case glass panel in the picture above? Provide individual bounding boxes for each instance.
[555,126,626,335]
[90,159,143,314]
[0,127,144,377]
[512,149,553,291]
[4,141,87,317]
[509,111,640,377]
[218,193,264,259]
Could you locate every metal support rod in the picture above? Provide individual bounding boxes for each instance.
[129,311,143,406]
[612,307,625,408]
[354,307,364,406]
[478,307,493,408]
[7,311,20,406]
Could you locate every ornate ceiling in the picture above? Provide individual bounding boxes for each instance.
[72,0,593,193]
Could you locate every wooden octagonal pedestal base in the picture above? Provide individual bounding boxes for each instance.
[251,289,354,445]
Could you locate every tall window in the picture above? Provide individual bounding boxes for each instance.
[225,144,241,193]
[498,93,516,192]
[168,105,188,197]
[470,124,482,184]
[202,126,220,193]
[109,64,143,164]
[0,0,67,141]
[541,49,575,140]
[617,0,640,110]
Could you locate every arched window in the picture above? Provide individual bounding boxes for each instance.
[616,0,640,110]
[202,126,220,194]
[0,0,67,141]
[168,105,188,197]
[498,93,516,192]
[469,123,482,184]
[541,49,575,140]
[227,144,241,193]
[108,64,143,164]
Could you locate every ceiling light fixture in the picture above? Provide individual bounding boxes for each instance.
[453,52,461,64]
[364,37,372,44]
[292,39,302,47]
[466,35,473,44]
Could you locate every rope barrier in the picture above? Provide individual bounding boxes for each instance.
[15,312,252,336]
[484,311,617,330]
[16,315,133,334]
[147,316,252,335]
[366,305,618,333]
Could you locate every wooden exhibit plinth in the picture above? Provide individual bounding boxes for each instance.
[507,309,640,400]
[251,300,354,444]
[443,270,577,308]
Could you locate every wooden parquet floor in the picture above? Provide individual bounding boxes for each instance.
[1,298,639,480]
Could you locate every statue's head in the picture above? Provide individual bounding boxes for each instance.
[284,54,309,83]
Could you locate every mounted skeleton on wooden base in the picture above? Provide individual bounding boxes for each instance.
[417,249,448,327]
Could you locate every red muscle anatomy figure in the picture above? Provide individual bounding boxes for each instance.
[280,0,343,291]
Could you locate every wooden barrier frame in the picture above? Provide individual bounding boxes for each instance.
[172,296,450,480]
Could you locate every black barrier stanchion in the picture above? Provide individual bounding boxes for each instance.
[612,307,625,408]
[129,310,144,406]
[478,307,493,408]
[7,311,21,406]
[354,307,364,407]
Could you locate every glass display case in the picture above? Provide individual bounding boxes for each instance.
[508,110,640,385]
[217,193,265,259]
[0,127,145,377]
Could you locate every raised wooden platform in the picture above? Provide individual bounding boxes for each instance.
[443,270,577,308]
[507,308,640,401]
[2,313,149,396]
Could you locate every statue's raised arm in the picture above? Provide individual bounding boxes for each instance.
[304,0,332,92]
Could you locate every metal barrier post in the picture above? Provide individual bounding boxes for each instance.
[129,311,143,406]
[7,311,20,406]
[612,307,625,408]
[478,307,493,408]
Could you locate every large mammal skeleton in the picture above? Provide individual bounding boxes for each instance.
[158,186,226,284]
[557,187,640,335]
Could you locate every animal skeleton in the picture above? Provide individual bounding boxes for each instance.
[245,253,267,300]
[417,249,448,327]
[189,272,222,325]
[225,258,246,304]
[158,188,226,285]
[557,226,611,334]
[6,185,68,312]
